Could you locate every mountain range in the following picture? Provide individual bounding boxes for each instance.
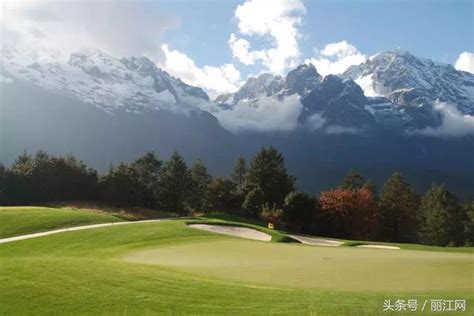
[1,48,473,197]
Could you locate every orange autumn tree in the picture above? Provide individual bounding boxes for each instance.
[319,186,378,240]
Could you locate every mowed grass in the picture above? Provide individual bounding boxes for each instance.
[124,239,474,291]
[0,206,124,238]
[1,210,473,315]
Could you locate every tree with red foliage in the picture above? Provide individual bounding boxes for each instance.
[319,186,379,240]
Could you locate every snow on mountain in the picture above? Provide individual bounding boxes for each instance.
[216,52,474,134]
[2,47,472,136]
[1,47,218,115]
[301,74,376,132]
[344,50,474,115]
[215,63,379,133]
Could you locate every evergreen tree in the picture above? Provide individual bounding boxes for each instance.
[231,156,247,194]
[364,180,377,195]
[244,146,294,209]
[189,160,211,211]
[462,202,474,246]
[339,170,366,190]
[130,152,162,208]
[379,171,419,242]
[242,187,265,218]
[99,163,138,206]
[158,151,192,214]
[283,191,318,234]
[418,184,464,246]
[207,177,238,212]
[0,163,6,204]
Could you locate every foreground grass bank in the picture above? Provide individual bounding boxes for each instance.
[1,209,473,315]
[0,206,125,238]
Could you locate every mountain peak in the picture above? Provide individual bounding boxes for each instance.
[231,73,285,102]
[285,63,321,96]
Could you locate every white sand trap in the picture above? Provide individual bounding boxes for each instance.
[188,224,271,241]
[356,244,400,250]
[287,234,343,247]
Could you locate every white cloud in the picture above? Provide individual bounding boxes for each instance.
[306,113,326,131]
[229,0,306,74]
[414,100,474,137]
[0,0,177,62]
[215,94,303,132]
[454,51,474,73]
[305,41,366,76]
[160,44,242,98]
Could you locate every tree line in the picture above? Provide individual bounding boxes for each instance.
[0,148,472,246]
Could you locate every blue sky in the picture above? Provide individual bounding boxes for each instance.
[2,0,473,96]
[162,0,473,71]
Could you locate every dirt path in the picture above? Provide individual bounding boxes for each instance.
[287,234,344,247]
[0,220,399,250]
[0,219,167,244]
[188,224,272,241]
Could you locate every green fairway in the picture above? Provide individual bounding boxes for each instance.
[1,214,473,314]
[0,206,124,238]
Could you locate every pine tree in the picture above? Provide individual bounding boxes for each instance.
[189,159,211,211]
[379,171,419,242]
[158,151,192,214]
[418,184,464,246]
[231,156,247,194]
[130,152,162,208]
[462,202,474,246]
[0,163,6,204]
[244,146,294,208]
[339,170,366,190]
[242,186,265,218]
[207,177,238,212]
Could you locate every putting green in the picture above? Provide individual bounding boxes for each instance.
[124,239,474,291]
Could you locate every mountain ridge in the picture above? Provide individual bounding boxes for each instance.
[2,47,473,136]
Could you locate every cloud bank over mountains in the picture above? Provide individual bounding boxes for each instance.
[414,101,474,137]
[215,94,303,133]
[0,0,176,61]
[160,44,243,98]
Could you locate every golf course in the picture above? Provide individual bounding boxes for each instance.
[1,206,473,315]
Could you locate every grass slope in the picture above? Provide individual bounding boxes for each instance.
[1,216,473,315]
[0,206,124,238]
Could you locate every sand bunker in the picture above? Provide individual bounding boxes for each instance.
[287,234,344,247]
[355,244,400,250]
[188,224,271,241]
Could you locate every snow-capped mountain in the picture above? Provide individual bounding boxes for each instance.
[216,50,474,133]
[216,63,320,109]
[3,47,472,135]
[344,50,474,128]
[215,63,383,132]
[1,47,218,115]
